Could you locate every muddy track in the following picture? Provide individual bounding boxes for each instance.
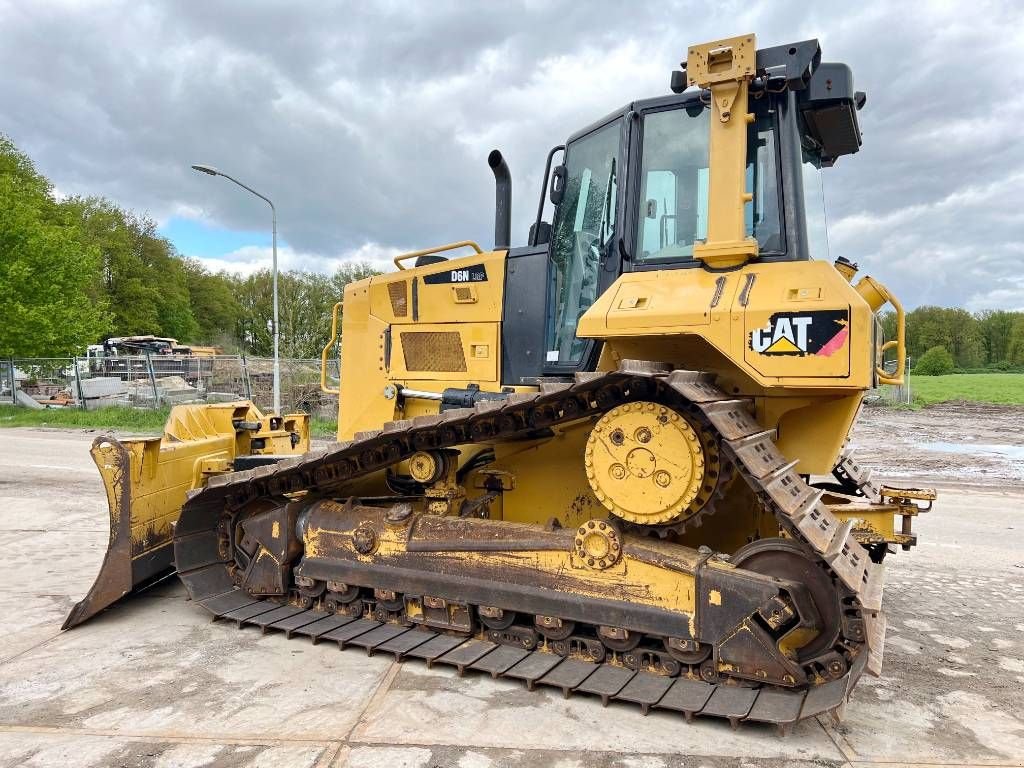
[855,402,1024,485]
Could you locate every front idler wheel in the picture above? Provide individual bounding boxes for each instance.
[730,538,842,663]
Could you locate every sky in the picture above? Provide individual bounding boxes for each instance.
[2,0,1023,310]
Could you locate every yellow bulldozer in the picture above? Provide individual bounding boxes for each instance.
[66,34,935,731]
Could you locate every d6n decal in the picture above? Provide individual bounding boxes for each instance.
[749,310,849,357]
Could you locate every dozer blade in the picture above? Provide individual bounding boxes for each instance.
[63,435,164,629]
[64,402,310,629]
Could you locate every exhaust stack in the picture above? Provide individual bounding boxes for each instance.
[488,149,511,250]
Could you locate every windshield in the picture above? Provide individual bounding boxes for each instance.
[635,106,782,262]
[546,118,620,366]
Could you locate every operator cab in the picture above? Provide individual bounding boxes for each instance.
[501,38,865,384]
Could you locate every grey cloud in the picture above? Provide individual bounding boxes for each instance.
[2,1,1022,309]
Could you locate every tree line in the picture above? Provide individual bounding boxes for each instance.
[881,306,1024,372]
[0,135,378,359]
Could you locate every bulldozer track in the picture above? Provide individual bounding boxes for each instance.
[174,363,885,730]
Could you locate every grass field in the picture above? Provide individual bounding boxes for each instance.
[0,404,339,438]
[0,404,172,432]
[910,373,1024,406]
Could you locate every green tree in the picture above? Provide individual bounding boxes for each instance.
[233,270,274,356]
[943,308,983,367]
[145,237,198,343]
[180,258,241,346]
[67,198,161,334]
[233,262,380,358]
[330,261,379,297]
[977,310,1018,366]
[278,270,335,359]
[66,198,199,341]
[905,306,982,368]
[913,345,955,376]
[0,135,111,356]
[1008,316,1024,366]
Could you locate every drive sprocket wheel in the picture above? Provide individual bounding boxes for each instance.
[585,402,721,529]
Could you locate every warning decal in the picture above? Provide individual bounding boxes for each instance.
[749,310,850,357]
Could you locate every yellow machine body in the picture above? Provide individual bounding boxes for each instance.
[338,253,872,466]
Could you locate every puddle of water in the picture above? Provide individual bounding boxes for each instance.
[919,441,1024,460]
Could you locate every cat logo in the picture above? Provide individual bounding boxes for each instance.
[750,310,850,357]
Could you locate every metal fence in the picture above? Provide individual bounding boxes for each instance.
[0,359,14,405]
[867,358,912,406]
[4,355,340,418]
[6,351,915,416]
[245,356,339,417]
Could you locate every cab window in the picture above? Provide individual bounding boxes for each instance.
[636,106,782,262]
[546,118,620,366]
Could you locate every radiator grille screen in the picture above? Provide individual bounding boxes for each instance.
[388,281,409,317]
[400,331,467,372]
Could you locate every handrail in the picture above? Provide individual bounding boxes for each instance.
[875,284,905,386]
[532,145,565,246]
[393,240,483,270]
[856,276,905,386]
[878,340,902,385]
[319,301,343,395]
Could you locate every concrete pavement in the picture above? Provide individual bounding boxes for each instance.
[0,427,1022,767]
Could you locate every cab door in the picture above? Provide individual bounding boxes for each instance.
[542,116,625,376]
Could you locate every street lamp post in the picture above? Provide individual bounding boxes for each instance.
[191,164,281,416]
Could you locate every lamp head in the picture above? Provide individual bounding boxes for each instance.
[191,164,219,176]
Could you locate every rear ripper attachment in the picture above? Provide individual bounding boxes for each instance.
[818,451,936,562]
[174,363,888,730]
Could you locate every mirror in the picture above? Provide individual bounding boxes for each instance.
[549,164,567,206]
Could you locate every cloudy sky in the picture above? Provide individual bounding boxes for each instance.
[3,1,1023,310]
